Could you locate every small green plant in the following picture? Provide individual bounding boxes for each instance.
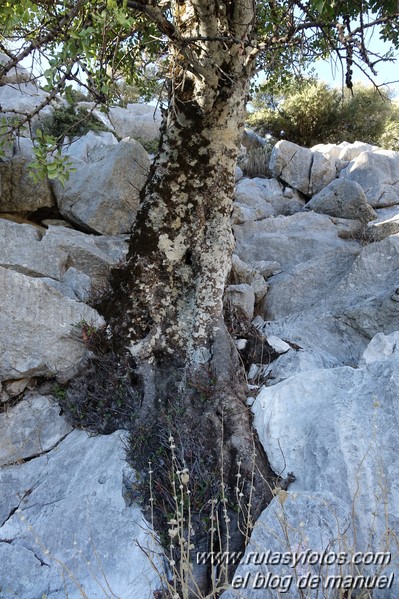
[27,129,76,186]
[76,319,100,344]
[53,385,67,401]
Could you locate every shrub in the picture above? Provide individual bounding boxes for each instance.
[337,84,393,144]
[378,110,399,150]
[40,104,109,143]
[248,78,397,148]
[248,79,342,147]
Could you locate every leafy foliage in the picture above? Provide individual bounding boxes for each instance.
[27,129,76,187]
[40,103,109,142]
[378,109,399,150]
[248,78,398,147]
[1,0,398,114]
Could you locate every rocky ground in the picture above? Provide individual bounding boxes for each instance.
[1,69,399,598]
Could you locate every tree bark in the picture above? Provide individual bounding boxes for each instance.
[70,1,275,595]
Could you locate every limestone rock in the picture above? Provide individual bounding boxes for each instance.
[0,219,124,287]
[334,235,399,340]
[0,153,55,213]
[234,211,358,273]
[251,339,399,598]
[231,253,255,283]
[0,266,104,380]
[53,140,150,234]
[251,347,341,386]
[0,81,50,113]
[62,130,118,161]
[306,178,377,224]
[78,102,162,143]
[340,149,399,207]
[233,178,275,222]
[0,82,56,134]
[0,52,30,84]
[221,492,352,599]
[233,177,304,223]
[258,234,399,366]
[269,140,337,196]
[230,255,269,303]
[366,205,399,241]
[42,225,120,281]
[0,393,73,467]
[0,218,64,279]
[266,335,291,354]
[2,378,31,398]
[44,267,93,302]
[359,330,399,365]
[0,422,160,598]
[263,245,361,320]
[224,284,255,320]
[252,260,282,278]
[312,140,377,162]
[235,165,243,181]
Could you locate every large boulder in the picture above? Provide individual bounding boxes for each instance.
[233,211,359,272]
[41,225,127,283]
[78,102,162,144]
[0,218,127,288]
[340,149,399,207]
[0,219,62,279]
[0,81,49,113]
[53,140,150,234]
[233,177,304,223]
[0,138,55,213]
[264,245,361,320]
[0,219,132,382]
[0,394,73,467]
[0,266,104,381]
[0,400,160,598]
[0,52,31,84]
[306,178,377,224]
[0,82,56,133]
[257,234,399,366]
[269,140,337,196]
[62,130,118,161]
[221,492,352,599]
[312,140,377,162]
[108,103,162,142]
[251,332,399,598]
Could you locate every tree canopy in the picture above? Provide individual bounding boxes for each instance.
[1,0,398,118]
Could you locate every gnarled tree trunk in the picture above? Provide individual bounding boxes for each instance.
[68,0,275,595]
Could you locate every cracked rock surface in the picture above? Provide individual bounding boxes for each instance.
[0,393,160,598]
[0,393,73,467]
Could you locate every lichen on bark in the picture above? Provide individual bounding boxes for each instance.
[65,1,275,594]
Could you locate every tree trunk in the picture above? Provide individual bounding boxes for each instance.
[67,1,275,595]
